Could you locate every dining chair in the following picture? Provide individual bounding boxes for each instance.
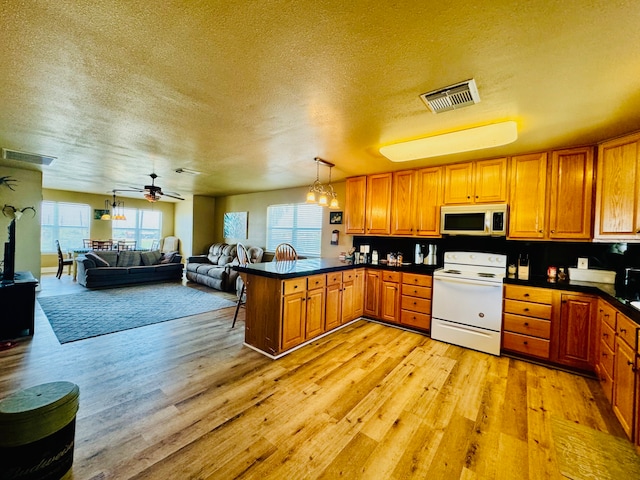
[274,243,298,261]
[150,239,160,251]
[92,240,112,250]
[55,240,73,279]
[117,240,137,251]
[232,243,251,328]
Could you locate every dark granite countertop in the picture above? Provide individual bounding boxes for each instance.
[233,259,441,279]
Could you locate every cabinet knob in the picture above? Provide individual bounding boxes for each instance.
[602,352,608,357]
[539,230,543,233]
[524,293,530,297]
[620,328,627,334]
[603,333,608,338]
[523,308,529,312]
[628,360,634,366]
[523,341,528,345]
[524,322,529,326]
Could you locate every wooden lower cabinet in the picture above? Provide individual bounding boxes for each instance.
[595,300,617,402]
[380,271,401,323]
[325,273,342,331]
[400,273,432,331]
[554,293,597,370]
[281,278,309,351]
[364,269,381,318]
[612,313,638,439]
[502,285,552,360]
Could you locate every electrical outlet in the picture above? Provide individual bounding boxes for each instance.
[577,257,589,269]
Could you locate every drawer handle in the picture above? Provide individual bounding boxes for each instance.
[602,333,608,338]
[523,341,528,345]
[524,322,529,326]
[628,360,634,366]
[413,302,417,305]
[620,328,627,334]
[524,293,530,297]
[602,352,608,357]
[523,308,529,312]
[294,285,298,289]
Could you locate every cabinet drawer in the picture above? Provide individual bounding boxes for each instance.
[382,271,401,283]
[502,331,550,359]
[503,313,551,339]
[342,270,356,282]
[326,272,342,286]
[504,285,553,304]
[283,278,307,295]
[401,296,431,314]
[600,302,617,329]
[503,299,552,320]
[307,274,326,290]
[616,313,638,349]
[599,339,615,378]
[402,273,432,288]
[400,310,431,330]
[600,321,615,351]
[401,284,431,299]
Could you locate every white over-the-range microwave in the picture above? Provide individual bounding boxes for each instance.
[440,204,508,236]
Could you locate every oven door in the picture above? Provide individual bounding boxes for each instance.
[431,276,503,331]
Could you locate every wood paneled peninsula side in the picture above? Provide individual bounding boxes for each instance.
[234,259,439,358]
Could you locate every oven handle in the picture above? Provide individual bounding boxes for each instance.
[434,276,503,288]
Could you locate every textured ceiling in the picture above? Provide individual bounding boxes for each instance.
[1,1,640,201]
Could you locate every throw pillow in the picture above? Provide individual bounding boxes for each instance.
[117,250,142,267]
[85,252,110,268]
[141,250,162,266]
[160,251,178,264]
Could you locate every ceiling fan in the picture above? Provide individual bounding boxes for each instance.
[119,173,185,203]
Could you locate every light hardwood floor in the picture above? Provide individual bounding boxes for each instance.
[0,273,631,479]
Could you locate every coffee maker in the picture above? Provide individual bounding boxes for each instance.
[425,244,437,265]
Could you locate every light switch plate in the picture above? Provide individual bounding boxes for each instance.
[577,257,589,269]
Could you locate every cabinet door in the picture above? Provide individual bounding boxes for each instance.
[555,294,597,370]
[363,270,380,318]
[325,282,342,331]
[508,152,548,239]
[391,170,416,236]
[353,268,365,318]
[474,157,507,203]
[380,281,400,323]
[548,147,594,240]
[305,287,325,340]
[341,280,355,323]
[594,132,640,240]
[415,166,442,236]
[613,338,636,439]
[366,173,392,234]
[345,176,367,234]
[443,162,473,204]
[282,291,306,351]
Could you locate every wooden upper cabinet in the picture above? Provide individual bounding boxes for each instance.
[415,166,443,237]
[474,158,508,203]
[508,152,548,239]
[594,132,640,241]
[345,176,367,234]
[366,173,392,235]
[548,146,595,240]
[391,170,416,235]
[443,162,474,204]
[443,158,507,205]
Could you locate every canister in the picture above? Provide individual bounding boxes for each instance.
[0,381,80,480]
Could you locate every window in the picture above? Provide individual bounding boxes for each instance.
[41,201,91,253]
[266,203,323,257]
[111,208,162,250]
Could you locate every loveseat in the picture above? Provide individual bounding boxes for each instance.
[76,249,183,288]
[185,243,238,292]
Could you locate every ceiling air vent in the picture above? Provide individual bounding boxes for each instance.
[2,148,56,166]
[419,79,480,114]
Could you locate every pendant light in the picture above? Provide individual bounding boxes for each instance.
[102,191,127,220]
[305,157,339,209]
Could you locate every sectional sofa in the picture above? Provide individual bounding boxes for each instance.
[76,249,183,288]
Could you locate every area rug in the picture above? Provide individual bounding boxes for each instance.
[551,416,640,480]
[39,284,236,344]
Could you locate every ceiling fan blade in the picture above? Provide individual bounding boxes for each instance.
[115,187,145,193]
[162,192,185,200]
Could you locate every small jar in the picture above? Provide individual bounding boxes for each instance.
[547,266,557,279]
[397,252,403,265]
[558,267,567,281]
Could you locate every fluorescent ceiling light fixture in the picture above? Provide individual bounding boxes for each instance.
[380,121,518,162]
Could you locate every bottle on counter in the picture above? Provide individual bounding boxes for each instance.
[558,267,567,282]
[397,252,403,265]
[372,250,378,264]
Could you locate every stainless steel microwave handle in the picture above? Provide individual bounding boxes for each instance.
[485,213,490,233]
[434,276,503,288]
